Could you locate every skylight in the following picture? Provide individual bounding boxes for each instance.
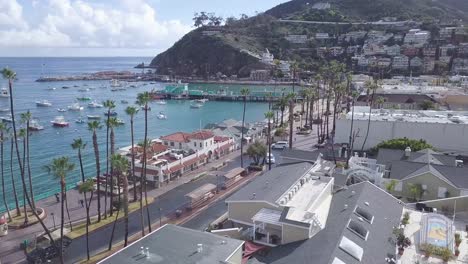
[347,220,369,240]
[331,257,346,264]
[354,206,374,224]
[339,236,364,261]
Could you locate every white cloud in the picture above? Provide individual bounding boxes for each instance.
[0,0,192,51]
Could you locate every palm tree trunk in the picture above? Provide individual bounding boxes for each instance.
[64,187,72,231]
[123,173,129,247]
[105,113,110,218]
[8,79,53,242]
[240,97,247,168]
[309,96,314,131]
[26,124,35,209]
[93,132,102,222]
[85,190,93,260]
[361,89,375,151]
[77,148,91,260]
[60,180,65,264]
[267,121,271,171]
[143,105,151,233]
[288,100,294,149]
[10,139,20,216]
[21,138,28,225]
[304,96,309,127]
[1,132,11,221]
[108,125,114,217]
[131,117,137,202]
[108,205,120,251]
[280,109,284,126]
[347,99,356,167]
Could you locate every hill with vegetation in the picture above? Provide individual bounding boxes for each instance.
[149,0,468,77]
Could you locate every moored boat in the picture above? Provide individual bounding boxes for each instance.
[76,97,92,101]
[51,116,69,127]
[190,103,203,109]
[57,108,67,112]
[155,100,167,105]
[104,111,118,117]
[36,100,52,107]
[120,100,129,104]
[116,118,125,125]
[0,88,9,98]
[1,115,12,123]
[68,103,84,111]
[87,115,101,120]
[157,111,167,120]
[75,118,86,124]
[88,101,103,108]
[29,120,44,131]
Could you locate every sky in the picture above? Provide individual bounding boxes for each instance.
[0,0,289,57]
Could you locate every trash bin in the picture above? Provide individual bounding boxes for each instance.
[0,216,7,237]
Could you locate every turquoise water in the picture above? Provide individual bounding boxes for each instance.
[0,57,278,212]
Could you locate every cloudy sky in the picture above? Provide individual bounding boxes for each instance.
[0,0,288,57]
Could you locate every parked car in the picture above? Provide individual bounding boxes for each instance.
[266,153,276,164]
[271,141,289,150]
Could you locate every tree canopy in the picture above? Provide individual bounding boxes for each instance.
[247,141,267,165]
[372,138,434,153]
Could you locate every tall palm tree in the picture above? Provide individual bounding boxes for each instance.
[103,100,116,218]
[136,91,152,233]
[18,128,28,225]
[264,111,274,171]
[71,138,91,260]
[360,80,379,151]
[9,130,20,216]
[21,111,35,208]
[108,154,130,248]
[44,157,75,264]
[125,106,139,202]
[276,96,288,127]
[0,123,11,221]
[88,120,103,222]
[347,91,359,167]
[3,68,53,242]
[78,179,94,260]
[287,93,295,149]
[240,88,250,168]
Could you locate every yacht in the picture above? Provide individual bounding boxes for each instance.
[0,88,9,98]
[190,103,203,109]
[120,100,129,104]
[157,111,167,120]
[36,100,52,107]
[29,120,44,131]
[87,115,101,120]
[116,118,125,125]
[78,88,90,92]
[1,114,12,123]
[51,116,69,127]
[57,108,67,112]
[155,100,167,105]
[76,97,92,101]
[195,99,208,103]
[88,101,103,108]
[110,79,122,87]
[141,106,151,111]
[68,103,84,111]
[75,118,86,124]
[0,108,10,112]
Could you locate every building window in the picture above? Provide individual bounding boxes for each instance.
[205,142,208,147]
[438,187,448,198]
[347,219,369,240]
[179,143,182,148]
[354,206,374,224]
[199,143,202,148]
[194,142,196,147]
[170,142,174,147]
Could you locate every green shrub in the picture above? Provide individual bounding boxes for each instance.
[371,138,434,154]
[401,212,410,225]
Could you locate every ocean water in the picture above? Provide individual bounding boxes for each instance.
[0,57,277,212]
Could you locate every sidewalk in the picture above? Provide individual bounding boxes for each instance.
[0,149,242,264]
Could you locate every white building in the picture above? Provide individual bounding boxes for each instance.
[315,33,330,40]
[404,29,430,47]
[261,49,274,65]
[285,35,308,44]
[385,45,401,56]
[335,107,468,152]
[423,57,435,73]
[410,57,423,68]
[392,55,409,70]
[440,27,456,39]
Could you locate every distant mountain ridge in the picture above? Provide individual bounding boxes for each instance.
[149,0,468,77]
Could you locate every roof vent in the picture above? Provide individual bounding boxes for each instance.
[405,146,411,157]
[364,202,370,206]
[197,244,203,253]
[251,193,256,200]
[221,240,227,245]
[344,204,348,210]
[351,190,356,196]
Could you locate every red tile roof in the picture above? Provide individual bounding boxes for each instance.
[151,143,168,153]
[190,130,214,140]
[169,163,184,173]
[160,132,191,143]
[214,136,230,142]
[183,157,198,167]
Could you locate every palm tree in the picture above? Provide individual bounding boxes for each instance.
[44,157,75,264]
[21,111,35,208]
[287,93,296,149]
[108,154,130,249]
[136,91,152,233]
[125,106,139,202]
[9,130,20,216]
[88,120,103,222]
[0,123,11,221]
[240,88,250,168]
[103,100,116,218]
[264,111,274,171]
[3,68,53,242]
[71,138,91,260]
[360,80,379,151]
[78,179,94,260]
[18,128,28,225]
[347,91,359,167]
[107,116,121,216]
[276,96,288,126]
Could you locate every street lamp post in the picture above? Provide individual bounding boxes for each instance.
[159,207,162,227]
[50,212,56,229]
[216,174,219,193]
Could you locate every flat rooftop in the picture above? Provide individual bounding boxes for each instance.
[344,108,468,124]
[99,224,244,264]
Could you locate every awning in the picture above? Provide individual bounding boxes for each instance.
[224,167,245,180]
[252,208,282,225]
[185,183,216,200]
[242,241,267,264]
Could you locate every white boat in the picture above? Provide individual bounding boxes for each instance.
[78,88,90,92]
[87,115,101,120]
[1,114,12,123]
[75,118,86,124]
[51,116,69,127]
[116,118,125,125]
[0,108,9,112]
[110,88,119,92]
[110,79,122,87]
[155,100,167,105]
[195,99,208,103]
[157,111,167,120]
[88,101,103,108]
[57,108,67,112]
[36,100,52,107]
[190,103,203,109]
[0,88,9,98]
[120,100,129,104]
[29,120,44,131]
[68,103,84,111]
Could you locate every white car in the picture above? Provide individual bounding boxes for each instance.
[272,141,289,150]
[266,153,276,164]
